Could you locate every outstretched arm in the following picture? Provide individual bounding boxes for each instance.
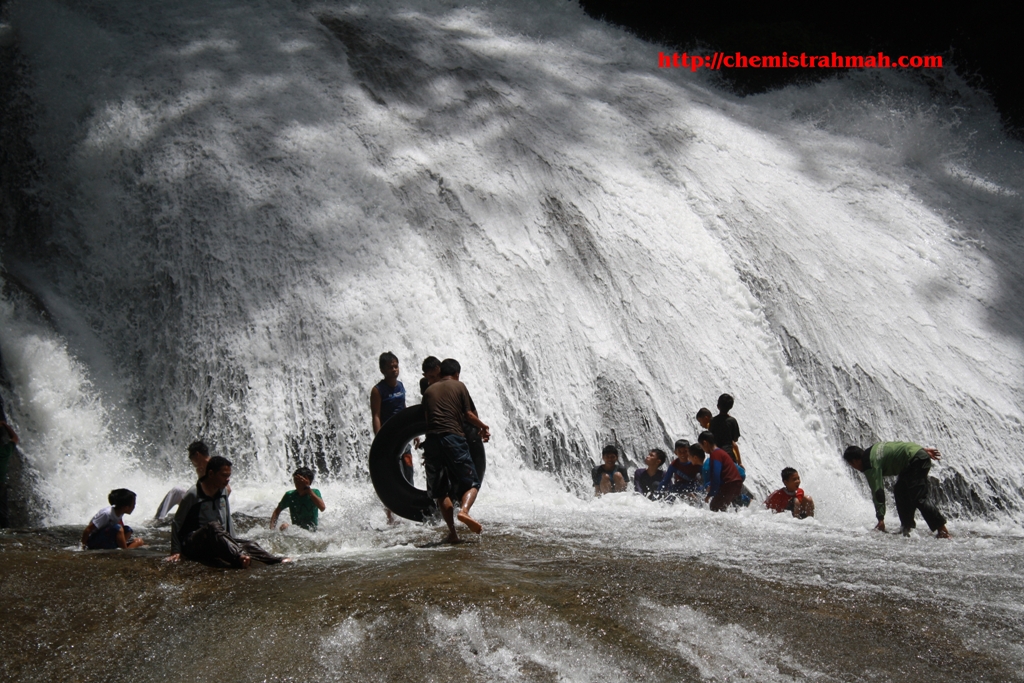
[465,410,490,442]
[924,448,941,460]
[269,506,283,529]
[658,465,677,491]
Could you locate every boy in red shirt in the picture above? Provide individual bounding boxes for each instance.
[764,468,815,518]
[697,431,743,511]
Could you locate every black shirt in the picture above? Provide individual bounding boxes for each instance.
[709,414,740,449]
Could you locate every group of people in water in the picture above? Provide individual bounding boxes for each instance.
[81,350,491,562]
[592,393,813,517]
[83,439,327,567]
[372,352,489,544]
[75,362,951,566]
[592,392,951,538]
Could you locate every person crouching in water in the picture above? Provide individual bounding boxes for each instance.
[82,489,145,549]
[167,456,287,567]
[698,431,743,511]
[764,468,815,518]
[843,442,950,538]
[634,448,667,499]
[422,358,490,543]
[592,444,629,496]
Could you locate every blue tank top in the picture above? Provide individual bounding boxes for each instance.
[376,379,406,424]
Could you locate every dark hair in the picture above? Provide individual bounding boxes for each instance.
[188,440,209,460]
[674,439,690,450]
[379,351,399,373]
[697,431,716,447]
[649,448,667,466]
[422,356,441,373]
[843,446,865,464]
[440,358,461,377]
[717,394,734,412]
[688,443,705,459]
[204,455,232,478]
[419,377,429,394]
[781,467,798,483]
[108,488,136,508]
[294,466,315,483]
[602,444,619,456]
[696,407,712,420]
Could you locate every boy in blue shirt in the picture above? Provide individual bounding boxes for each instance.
[660,440,703,496]
[270,467,325,531]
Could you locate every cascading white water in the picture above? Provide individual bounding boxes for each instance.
[1,0,1022,528]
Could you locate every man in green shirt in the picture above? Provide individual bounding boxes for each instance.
[843,441,950,538]
[269,467,325,531]
[0,418,19,528]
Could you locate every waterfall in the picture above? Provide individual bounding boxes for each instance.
[1,0,1022,525]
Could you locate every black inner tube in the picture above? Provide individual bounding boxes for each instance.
[368,405,486,522]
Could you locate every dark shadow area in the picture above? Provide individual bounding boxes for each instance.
[578,2,1023,136]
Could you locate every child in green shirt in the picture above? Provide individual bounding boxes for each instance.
[270,467,325,531]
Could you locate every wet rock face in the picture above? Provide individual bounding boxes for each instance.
[2,526,1021,682]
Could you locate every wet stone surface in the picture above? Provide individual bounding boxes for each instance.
[0,525,1018,683]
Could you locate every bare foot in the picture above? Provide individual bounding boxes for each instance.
[936,527,951,539]
[281,557,294,563]
[240,553,251,569]
[445,533,463,544]
[457,511,482,534]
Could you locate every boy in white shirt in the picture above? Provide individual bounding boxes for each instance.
[82,489,145,549]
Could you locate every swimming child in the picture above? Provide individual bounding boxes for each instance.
[82,489,145,549]
[764,467,815,518]
[269,466,325,531]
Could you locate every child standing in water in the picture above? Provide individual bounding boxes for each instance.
[82,489,145,549]
[371,351,412,524]
[709,394,742,466]
[269,467,325,531]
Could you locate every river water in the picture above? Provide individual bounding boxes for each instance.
[1,0,1024,679]
[3,489,1024,682]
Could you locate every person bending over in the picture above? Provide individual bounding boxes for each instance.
[270,466,325,531]
[82,488,145,549]
[843,441,950,538]
[592,444,629,496]
[634,448,667,499]
[764,467,815,518]
[167,456,286,568]
[698,432,743,511]
[422,358,490,543]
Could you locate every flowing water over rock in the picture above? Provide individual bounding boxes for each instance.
[1,0,1023,680]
